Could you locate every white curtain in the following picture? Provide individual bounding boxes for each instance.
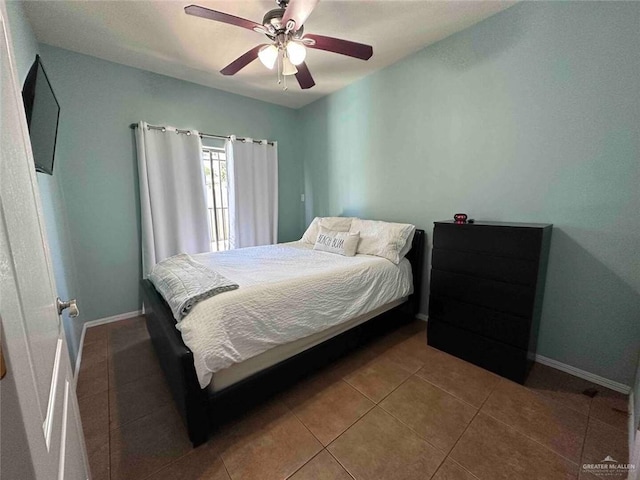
[135,121,209,276]
[226,136,278,248]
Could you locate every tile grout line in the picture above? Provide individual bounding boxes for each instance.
[576,415,591,478]
[268,398,329,478]
[218,442,234,480]
[478,408,583,467]
[324,446,357,480]
[280,394,327,448]
[412,346,503,409]
[136,447,232,480]
[283,448,326,480]
[588,396,630,434]
[476,398,583,471]
[286,378,377,449]
[411,370,481,410]
[321,347,424,448]
[439,457,482,480]
[478,380,592,468]
[220,454,233,480]
[342,352,422,406]
[526,385,593,417]
[518,367,630,467]
[106,377,174,432]
[444,372,498,470]
[374,368,494,470]
[522,376,597,420]
[325,371,443,479]
[375,375,450,458]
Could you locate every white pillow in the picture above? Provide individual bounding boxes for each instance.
[313,227,360,256]
[349,219,416,264]
[301,217,353,244]
[399,228,416,259]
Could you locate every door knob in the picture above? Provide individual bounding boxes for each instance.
[57,298,79,318]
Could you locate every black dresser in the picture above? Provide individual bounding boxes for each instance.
[427,220,552,383]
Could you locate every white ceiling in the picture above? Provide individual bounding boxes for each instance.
[23,0,514,109]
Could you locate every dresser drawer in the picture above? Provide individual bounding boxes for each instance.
[427,319,530,384]
[428,295,530,349]
[431,248,538,286]
[430,269,534,318]
[433,224,542,260]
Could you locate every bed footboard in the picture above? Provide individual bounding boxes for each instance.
[141,279,209,446]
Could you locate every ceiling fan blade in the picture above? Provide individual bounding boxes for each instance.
[304,34,373,60]
[220,44,267,76]
[295,62,316,89]
[185,5,264,33]
[282,0,319,30]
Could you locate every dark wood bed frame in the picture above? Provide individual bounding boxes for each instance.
[141,229,425,446]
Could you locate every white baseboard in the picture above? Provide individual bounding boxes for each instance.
[535,354,630,394]
[416,313,428,322]
[82,309,143,329]
[630,392,638,468]
[74,309,143,377]
[627,390,640,480]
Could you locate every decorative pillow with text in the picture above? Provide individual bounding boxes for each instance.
[313,227,360,256]
[301,217,353,244]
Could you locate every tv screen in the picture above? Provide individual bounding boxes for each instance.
[22,55,60,175]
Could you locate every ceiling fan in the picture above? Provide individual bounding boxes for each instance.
[184,0,373,90]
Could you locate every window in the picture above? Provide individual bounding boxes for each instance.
[202,147,230,251]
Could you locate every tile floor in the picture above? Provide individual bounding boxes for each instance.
[76,316,630,480]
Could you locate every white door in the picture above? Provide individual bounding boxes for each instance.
[0,6,89,480]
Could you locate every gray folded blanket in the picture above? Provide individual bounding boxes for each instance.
[149,253,239,321]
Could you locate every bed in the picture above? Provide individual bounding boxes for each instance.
[141,229,425,446]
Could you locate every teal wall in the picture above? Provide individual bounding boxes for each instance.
[4,1,82,363]
[299,2,640,385]
[37,44,303,328]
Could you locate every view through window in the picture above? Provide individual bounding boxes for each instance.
[202,147,230,251]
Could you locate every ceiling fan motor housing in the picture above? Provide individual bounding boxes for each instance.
[263,8,285,30]
[262,8,304,38]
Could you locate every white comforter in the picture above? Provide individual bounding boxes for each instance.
[176,241,413,388]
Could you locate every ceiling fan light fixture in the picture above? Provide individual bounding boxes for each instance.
[286,41,306,65]
[282,56,298,76]
[258,44,278,69]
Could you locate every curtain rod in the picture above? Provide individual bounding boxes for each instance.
[129,123,275,146]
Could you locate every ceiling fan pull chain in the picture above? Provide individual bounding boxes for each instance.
[277,49,282,86]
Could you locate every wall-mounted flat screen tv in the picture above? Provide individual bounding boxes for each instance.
[22,55,60,175]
